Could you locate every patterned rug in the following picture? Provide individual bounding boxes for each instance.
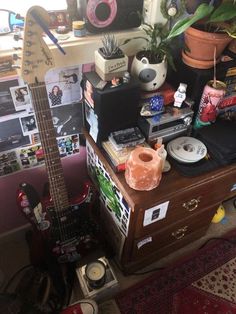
[115,231,236,314]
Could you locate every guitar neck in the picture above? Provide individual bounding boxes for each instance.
[30,82,69,211]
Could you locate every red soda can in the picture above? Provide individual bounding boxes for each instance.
[194,80,226,129]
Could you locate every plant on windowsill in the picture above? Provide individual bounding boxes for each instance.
[94,33,128,81]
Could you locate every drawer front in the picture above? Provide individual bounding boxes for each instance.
[132,205,216,260]
[135,173,236,238]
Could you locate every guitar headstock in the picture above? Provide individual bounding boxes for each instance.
[21,6,55,84]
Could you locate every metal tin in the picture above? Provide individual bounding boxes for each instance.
[194,80,226,129]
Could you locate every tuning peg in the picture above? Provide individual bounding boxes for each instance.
[26,41,32,47]
[12,54,21,61]
[24,51,32,57]
[13,34,23,41]
[26,31,34,37]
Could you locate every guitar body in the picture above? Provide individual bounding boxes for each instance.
[15,6,99,265]
[17,181,96,263]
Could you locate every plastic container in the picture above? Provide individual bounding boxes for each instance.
[72,21,86,37]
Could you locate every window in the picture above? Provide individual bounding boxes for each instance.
[0,0,67,15]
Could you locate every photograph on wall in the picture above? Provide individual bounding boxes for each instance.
[0,118,30,152]
[20,114,38,136]
[45,65,82,107]
[0,151,21,177]
[51,102,83,137]
[18,144,44,169]
[10,85,31,112]
[0,78,21,117]
[57,134,80,157]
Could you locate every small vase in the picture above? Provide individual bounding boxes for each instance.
[94,49,128,81]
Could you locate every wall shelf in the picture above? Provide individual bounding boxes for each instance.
[0,28,146,68]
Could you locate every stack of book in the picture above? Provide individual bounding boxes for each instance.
[102,127,149,172]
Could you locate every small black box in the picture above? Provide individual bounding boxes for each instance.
[82,71,140,145]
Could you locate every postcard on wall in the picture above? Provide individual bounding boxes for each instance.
[45,65,82,107]
[0,151,21,177]
[19,114,38,136]
[18,144,45,169]
[0,118,31,152]
[51,102,83,137]
[10,85,32,112]
[0,78,21,117]
[57,134,80,157]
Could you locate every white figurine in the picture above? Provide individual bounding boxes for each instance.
[174,83,187,108]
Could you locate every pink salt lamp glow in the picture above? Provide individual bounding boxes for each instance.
[125,146,162,191]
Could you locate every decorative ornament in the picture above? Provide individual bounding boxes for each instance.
[167,0,178,17]
[140,95,164,117]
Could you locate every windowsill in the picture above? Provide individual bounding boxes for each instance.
[0,28,146,68]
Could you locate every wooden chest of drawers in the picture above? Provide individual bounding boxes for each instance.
[85,132,236,274]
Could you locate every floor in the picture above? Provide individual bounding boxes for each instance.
[0,197,236,313]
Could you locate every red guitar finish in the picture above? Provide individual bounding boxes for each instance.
[16,6,97,263]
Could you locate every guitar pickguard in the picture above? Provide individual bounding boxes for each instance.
[17,181,98,262]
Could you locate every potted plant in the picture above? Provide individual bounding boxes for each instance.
[94,33,128,81]
[125,0,190,91]
[167,1,236,69]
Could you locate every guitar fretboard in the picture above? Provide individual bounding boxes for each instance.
[30,82,69,212]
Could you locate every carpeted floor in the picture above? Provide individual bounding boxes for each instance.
[115,229,236,314]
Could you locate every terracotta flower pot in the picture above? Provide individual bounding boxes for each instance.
[182,26,232,69]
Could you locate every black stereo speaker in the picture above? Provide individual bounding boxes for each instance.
[82,71,140,145]
[78,0,143,33]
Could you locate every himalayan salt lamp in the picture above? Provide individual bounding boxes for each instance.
[125,146,162,191]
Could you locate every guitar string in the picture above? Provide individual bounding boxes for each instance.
[40,82,69,243]
[31,82,67,242]
[37,82,68,243]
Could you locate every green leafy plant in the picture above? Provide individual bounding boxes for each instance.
[123,1,236,70]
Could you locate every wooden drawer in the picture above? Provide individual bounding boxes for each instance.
[131,205,216,260]
[134,172,236,238]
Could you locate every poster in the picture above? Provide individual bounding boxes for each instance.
[0,65,84,177]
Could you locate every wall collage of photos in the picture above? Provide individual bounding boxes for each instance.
[0,60,84,177]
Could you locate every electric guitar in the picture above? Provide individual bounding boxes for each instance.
[16,6,96,263]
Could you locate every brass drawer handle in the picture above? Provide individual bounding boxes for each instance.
[172,226,188,240]
[182,198,201,212]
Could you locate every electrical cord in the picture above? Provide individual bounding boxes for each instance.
[2,264,33,293]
